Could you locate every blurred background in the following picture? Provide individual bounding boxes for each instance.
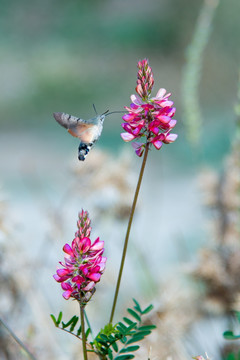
[1,0,240,359]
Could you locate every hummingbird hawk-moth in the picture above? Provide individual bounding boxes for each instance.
[53,106,124,161]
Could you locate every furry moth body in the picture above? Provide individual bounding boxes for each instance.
[53,112,105,161]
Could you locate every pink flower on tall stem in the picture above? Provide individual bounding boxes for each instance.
[121,59,178,156]
[53,210,106,305]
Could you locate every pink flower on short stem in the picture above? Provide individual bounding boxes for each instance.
[53,210,106,305]
[121,59,178,156]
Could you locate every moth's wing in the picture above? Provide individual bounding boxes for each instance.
[53,112,100,142]
[53,112,79,129]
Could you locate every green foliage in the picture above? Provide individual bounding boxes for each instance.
[51,299,155,359]
[223,311,240,341]
[223,351,240,360]
[92,299,156,360]
[50,312,90,341]
[223,311,240,360]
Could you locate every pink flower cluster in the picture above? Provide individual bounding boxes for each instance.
[53,210,106,304]
[121,59,178,156]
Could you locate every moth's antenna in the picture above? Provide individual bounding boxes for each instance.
[93,104,98,115]
[101,109,110,116]
[105,111,126,116]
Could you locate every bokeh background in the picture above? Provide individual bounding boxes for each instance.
[1,0,240,359]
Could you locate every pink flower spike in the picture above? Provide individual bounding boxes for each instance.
[53,210,106,304]
[121,132,136,142]
[121,59,178,153]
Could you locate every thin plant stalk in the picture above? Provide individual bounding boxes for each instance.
[80,303,88,360]
[109,142,150,323]
[0,318,37,360]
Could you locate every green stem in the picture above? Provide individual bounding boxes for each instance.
[109,142,150,323]
[0,318,37,360]
[80,303,88,360]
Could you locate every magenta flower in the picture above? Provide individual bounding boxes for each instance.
[121,59,178,156]
[53,210,106,304]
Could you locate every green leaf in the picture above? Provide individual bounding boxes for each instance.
[123,317,135,326]
[111,341,118,352]
[135,330,151,337]
[70,316,79,332]
[117,322,128,333]
[119,345,140,353]
[126,337,140,345]
[126,322,137,333]
[223,331,240,340]
[142,304,154,315]
[50,314,58,327]
[62,315,79,329]
[138,325,156,331]
[132,299,142,313]
[108,347,113,360]
[114,354,135,360]
[99,334,109,342]
[126,331,150,345]
[97,339,108,346]
[127,309,141,322]
[57,311,63,325]
[76,325,82,337]
[85,327,91,340]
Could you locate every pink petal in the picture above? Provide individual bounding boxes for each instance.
[53,274,61,282]
[164,133,178,143]
[155,88,166,99]
[80,237,91,253]
[131,142,144,157]
[61,282,72,291]
[91,237,104,251]
[152,139,163,150]
[63,244,73,256]
[82,281,95,291]
[57,268,70,277]
[157,115,171,124]
[160,100,174,107]
[130,94,142,105]
[122,113,136,122]
[62,290,72,300]
[88,272,101,282]
[121,132,136,142]
[169,119,177,129]
[130,103,139,110]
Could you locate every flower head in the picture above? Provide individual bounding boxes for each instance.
[121,59,178,156]
[53,210,106,305]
